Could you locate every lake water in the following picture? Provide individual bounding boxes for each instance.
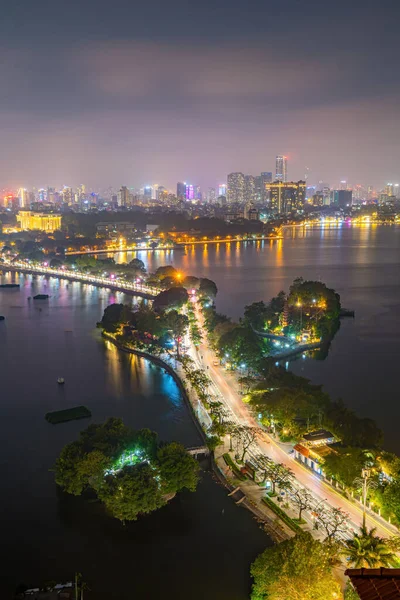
[0,274,269,599]
[116,223,400,452]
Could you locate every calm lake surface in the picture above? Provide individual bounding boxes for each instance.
[117,223,400,452]
[2,223,399,597]
[0,276,269,598]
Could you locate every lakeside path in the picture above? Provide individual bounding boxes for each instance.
[191,302,398,542]
[1,261,159,299]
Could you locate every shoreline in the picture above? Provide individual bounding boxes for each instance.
[101,332,289,543]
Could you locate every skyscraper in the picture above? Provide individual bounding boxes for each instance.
[330,189,352,208]
[260,172,273,202]
[207,188,216,203]
[227,172,244,203]
[117,186,130,206]
[275,156,287,182]
[18,188,29,208]
[266,180,306,214]
[218,184,227,197]
[62,186,73,205]
[176,182,186,199]
[244,175,255,203]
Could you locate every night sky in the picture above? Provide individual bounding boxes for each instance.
[1,0,399,190]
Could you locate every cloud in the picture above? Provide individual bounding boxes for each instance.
[77,41,340,108]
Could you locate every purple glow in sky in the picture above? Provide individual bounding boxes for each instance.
[0,0,399,190]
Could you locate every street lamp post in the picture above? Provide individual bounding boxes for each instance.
[297,301,303,331]
[354,468,377,529]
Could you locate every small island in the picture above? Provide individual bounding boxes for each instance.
[54,418,199,522]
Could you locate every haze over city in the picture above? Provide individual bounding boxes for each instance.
[1,0,400,190]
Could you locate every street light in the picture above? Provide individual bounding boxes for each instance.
[296,301,303,330]
[354,468,377,528]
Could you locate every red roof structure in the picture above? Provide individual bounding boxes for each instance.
[345,568,400,600]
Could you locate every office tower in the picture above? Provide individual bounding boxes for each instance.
[340,180,348,190]
[177,182,186,199]
[62,186,73,205]
[207,188,216,203]
[182,184,193,200]
[260,172,273,202]
[312,193,324,207]
[152,184,158,200]
[47,187,56,204]
[330,189,353,208]
[143,186,152,199]
[117,186,130,207]
[156,186,166,201]
[266,180,306,214]
[195,185,202,200]
[384,183,396,197]
[218,184,227,197]
[275,156,287,182]
[38,188,47,203]
[18,188,29,208]
[227,172,244,203]
[243,175,255,203]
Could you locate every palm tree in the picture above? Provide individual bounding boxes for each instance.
[343,526,397,568]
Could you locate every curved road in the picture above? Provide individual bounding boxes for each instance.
[192,303,396,540]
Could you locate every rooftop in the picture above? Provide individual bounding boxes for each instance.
[303,429,334,442]
[345,568,400,600]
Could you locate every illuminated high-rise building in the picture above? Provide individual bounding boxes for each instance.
[117,186,130,206]
[18,188,29,208]
[177,182,186,199]
[218,183,227,197]
[266,180,306,214]
[275,156,287,182]
[260,172,273,202]
[185,184,195,200]
[244,175,255,203]
[207,188,216,203]
[227,172,244,203]
[62,186,73,205]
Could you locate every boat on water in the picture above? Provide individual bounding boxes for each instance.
[57,377,65,384]
[0,315,5,321]
[33,294,49,300]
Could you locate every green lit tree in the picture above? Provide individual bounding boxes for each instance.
[98,463,165,522]
[157,442,199,494]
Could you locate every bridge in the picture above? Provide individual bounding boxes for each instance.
[0,261,160,299]
[252,327,292,343]
[186,446,210,457]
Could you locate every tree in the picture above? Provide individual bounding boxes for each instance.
[156,442,199,494]
[98,463,165,522]
[135,304,165,338]
[182,275,200,290]
[199,277,218,298]
[231,425,258,462]
[128,258,146,272]
[250,533,341,600]
[100,303,132,333]
[154,265,178,280]
[49,258,62,268]
[322,447,368,489]
[163,310,189,357]
[243,301,268,331]
[153,287,189,311]
[315,505,349,540]
[289,487,313,521]
[257,459,293,493]
[342,526,397,568]
[218,325,265,370]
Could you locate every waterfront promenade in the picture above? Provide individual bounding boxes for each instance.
[1,260,159,299]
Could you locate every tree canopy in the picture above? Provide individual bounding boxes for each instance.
[54,419,199,522]
[153,286,189,311]
[250,533,340,600]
